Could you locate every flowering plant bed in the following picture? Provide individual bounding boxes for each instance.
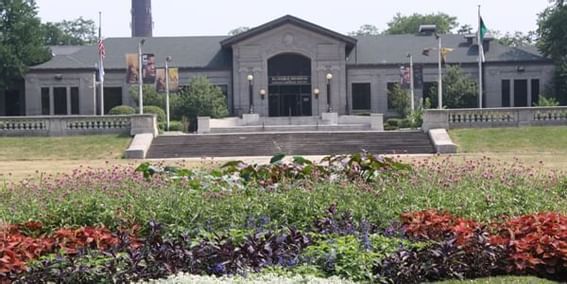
[1,154,566,282]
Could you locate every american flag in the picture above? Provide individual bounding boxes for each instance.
[98,38,106,58]
[98,38,105,82]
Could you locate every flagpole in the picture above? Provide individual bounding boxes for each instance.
[478,5,483,109]
[99,11,105,116]
[408,54,415,112]
[437,34,443,109]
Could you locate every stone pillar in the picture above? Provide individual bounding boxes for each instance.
[370,113,384,131]
[131,114,158,136]
[321,112,338,125]
[242,113,260,125]
[197,116,211,134]
[422,110,449,132]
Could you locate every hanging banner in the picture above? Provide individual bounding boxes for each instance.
[125,53,139,84]
[142,53,156,84]
[156,68,166,93]
[400,65,411,88]
[168,68,179,92]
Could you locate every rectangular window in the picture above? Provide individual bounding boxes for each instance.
[501,80,510,107]
[514,79,528,107]
[531,79,540,106]
[71,87,80,115]
[41,88,50,115]
[53,87,67,115]
[387,82,399,111]
[352,83,371,111]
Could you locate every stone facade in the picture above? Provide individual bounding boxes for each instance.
[9,15,555,118]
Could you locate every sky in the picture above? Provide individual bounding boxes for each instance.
[35,0,552,37]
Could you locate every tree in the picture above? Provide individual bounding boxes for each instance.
[388,84,411,117]
[457,24,473,34]
[228,26,250,36]
[385,13,458,34]
[42,17,97,45]
[175,76,229,125]
[0,0,51,91]
[429,65,478,108]
[495,31,537,47]
[537,0,567,103]
[348,24,380,36]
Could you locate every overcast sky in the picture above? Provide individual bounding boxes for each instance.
[35,0,552,37]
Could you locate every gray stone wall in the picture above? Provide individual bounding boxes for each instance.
[25,71,97,115]
[231,24,347,116]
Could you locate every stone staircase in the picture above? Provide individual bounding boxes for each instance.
[146,131,435,159]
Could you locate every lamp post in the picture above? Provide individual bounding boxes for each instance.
[407,53,415,112]
[436,33,443,109]
[326,73,333,112]
[138,39,145,114]
[165,56,172,131]
[247,74,254,114]
[313,88,320,116]
[260,88,266,116]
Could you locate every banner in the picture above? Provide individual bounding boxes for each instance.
[125,53,139,84]
[142,53,156,84]
[413,65,423,89]
[400,65,411,88]
[156,68,179,93]
[156,68,166,93]
[168,68,179,92]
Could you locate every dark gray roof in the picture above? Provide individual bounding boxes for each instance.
[32,36,231,71]
[348,34,549,65]
[221,15,356,49]
[31,33,549,72]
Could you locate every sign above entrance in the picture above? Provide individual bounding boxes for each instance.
[269,76,311,85]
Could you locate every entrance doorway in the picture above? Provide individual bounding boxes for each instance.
[267,53,312,117]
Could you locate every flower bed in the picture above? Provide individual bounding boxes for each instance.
[1,154,566,282]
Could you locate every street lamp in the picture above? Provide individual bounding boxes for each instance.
[326,73,333,112]
[259,89,266,100]
[407,53,415,112]
[138,39,145,114]
[165,56,172,131]
[247,74,254,114]
[313,88,320,116]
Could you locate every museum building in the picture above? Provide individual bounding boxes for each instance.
[3,15,554,117]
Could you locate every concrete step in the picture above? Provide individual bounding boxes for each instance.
[146,131,435,159]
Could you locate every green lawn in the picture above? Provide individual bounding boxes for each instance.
[449,126,567,154]
[0,134,132,161]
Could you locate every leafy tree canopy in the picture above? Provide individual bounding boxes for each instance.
[348,24,380,36]
[0,0,51,90]
[494,31,537,47]
[385,12,458,34]
[175,76,229,121]
[537,0,567,103]
[42,17,97,45]
[429,65,478,109]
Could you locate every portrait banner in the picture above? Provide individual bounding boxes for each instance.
[156,68,166,93]
[168,68,179,93]
[142,53,156,84]
[125,53,139,84]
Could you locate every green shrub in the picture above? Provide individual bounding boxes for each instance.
[534,95,560,107]
[175,76,229,121]
[142,105,166,122]
[108,105,135,115]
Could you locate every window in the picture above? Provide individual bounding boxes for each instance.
[41,88,50,115]
[514,80,528,107]
[352,83,371,110]
[387,82,399,111]
[501,80,510,107]
[531,79,540,106]
[71,87,80,115]
[53,87,67,115]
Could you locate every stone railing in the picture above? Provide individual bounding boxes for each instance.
[422,107,567,131]
[0,115,157,137]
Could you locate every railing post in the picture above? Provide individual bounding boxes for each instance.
[422,110,449,132]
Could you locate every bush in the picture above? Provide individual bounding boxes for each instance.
[108,105,135,115]
[175,76,229,123]
[142,105,165,123]
[387,84,411,117]
[534,95,560,107]
[130,85,165,109]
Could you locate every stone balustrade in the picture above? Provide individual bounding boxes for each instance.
[423,107,567,131]
[0,115,157,137]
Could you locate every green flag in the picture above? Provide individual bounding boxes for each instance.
[479,17,488,41]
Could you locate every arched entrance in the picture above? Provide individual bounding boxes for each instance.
[268,53,312,117]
